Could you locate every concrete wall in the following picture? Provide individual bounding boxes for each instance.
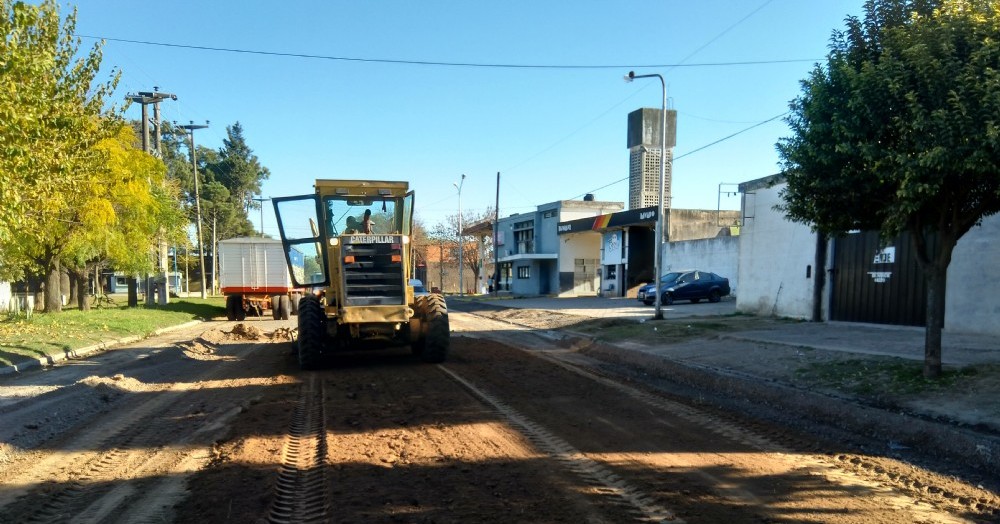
[663,236,740,295]
[0,281,9,311]
[667,209,741,242]
[736,182,818,319]
[945,214,1000,335]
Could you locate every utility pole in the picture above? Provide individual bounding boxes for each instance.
[177,120,210,300]
[212,211,218,296]
[453,174,466,296]
[494,171,500,293]
[439,242,445,293]
[126,88,177,307]
[252,196,270,237]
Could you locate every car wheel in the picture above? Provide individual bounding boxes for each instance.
[708,289,721,303]
[643,300,653,306]
[691,298,700,304]
[661,292,674,306]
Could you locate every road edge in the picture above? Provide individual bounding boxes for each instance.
[0,320,204,376]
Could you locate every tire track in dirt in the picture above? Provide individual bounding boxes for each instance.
[450,310,987,523]
[267,373,329,524]
[0,325,293,524]
[439,365,683,523]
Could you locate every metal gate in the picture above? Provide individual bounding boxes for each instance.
[830,231,928,326]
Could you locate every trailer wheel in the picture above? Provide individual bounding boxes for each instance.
[419,294,449,363]
[271,296,281,320]
[279,295,291,320]
[225,294,239,321]
[290,293,300,315]
[233,294,247,321]
[297,295,325,369]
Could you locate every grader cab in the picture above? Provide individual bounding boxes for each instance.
[272,179,449,368]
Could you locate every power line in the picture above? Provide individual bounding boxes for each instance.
[565,111,789,201]
[77,34,817,70]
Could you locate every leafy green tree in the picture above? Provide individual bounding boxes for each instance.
[777,0,1000,378]
[0,0,121,310]
[206,122,269,235]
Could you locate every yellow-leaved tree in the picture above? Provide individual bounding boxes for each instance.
[0,1,120,311]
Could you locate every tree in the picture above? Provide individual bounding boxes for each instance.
[206,122,269,235]
[430,208,495,292]
[61,124,186,310]
[0,0,121,309]
[776,0,1000,378]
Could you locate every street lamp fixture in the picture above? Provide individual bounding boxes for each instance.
[453,174,466,297]
[625,70,668,321]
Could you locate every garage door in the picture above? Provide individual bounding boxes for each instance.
[830,231,929,326]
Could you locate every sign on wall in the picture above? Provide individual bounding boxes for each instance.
[603,231,623,264]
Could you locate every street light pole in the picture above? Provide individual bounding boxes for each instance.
[177,120,210,300]
[625,70,668,320]
[453,174,466,296]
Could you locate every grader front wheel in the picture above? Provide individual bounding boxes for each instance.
[418,294,449,363]
[296,295,326,369]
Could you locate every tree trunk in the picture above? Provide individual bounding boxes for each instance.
[77,277,90,311]
[923,263,947,379]
[71,268,91,311]
[45,259,62,313]
[68,272,77,305]
[913,225,959,380]
[127,277,138,307]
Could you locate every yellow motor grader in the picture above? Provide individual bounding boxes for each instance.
[272,179,449,368]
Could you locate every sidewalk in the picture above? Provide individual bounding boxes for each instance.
[472,295,1000,367]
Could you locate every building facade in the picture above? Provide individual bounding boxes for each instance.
[627,108,677,210]
[495,199,623,296]
[737,174,1000,336]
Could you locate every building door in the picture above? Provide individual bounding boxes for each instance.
[572,258,599,296]
[830,231,929,326]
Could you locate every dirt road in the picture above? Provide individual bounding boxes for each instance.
[0,311,996,523]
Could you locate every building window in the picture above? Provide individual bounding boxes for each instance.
[514,227,534,254]
[517,266,530,279]
[542,209,556,219]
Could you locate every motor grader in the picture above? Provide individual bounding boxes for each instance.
[272,179,449,368]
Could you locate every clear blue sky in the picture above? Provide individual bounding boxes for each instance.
[73,0,864,236]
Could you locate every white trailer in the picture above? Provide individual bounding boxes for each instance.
[218,237,303,320]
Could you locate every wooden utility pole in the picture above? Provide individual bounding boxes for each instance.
[126,88,176,306]
[177,121,210,299]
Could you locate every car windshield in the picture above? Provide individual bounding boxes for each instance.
[660,272,683,283]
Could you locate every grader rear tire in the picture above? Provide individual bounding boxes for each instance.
[296,295,326,369]
[419,294,449,363]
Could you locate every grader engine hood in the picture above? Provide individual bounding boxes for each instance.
[338,233,408,307]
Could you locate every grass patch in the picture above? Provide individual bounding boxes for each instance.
[0,297,225,367]
[570,318,747,343]
[796,358,980,396]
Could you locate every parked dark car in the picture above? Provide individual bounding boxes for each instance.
[636,270,730,306]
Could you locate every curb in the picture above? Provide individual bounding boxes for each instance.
[0,320,204,376]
